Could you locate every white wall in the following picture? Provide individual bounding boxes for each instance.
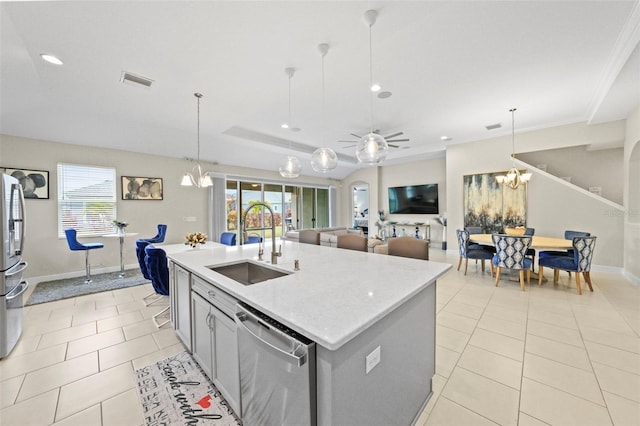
[339,157,447,240]
[446,120,627,268]
[518,145,624,204]
[624,106,640,283]
[0,134,336,280]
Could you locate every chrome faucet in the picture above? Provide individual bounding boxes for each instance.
[242,202,282,264]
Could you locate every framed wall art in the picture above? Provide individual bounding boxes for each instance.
[2,167,49,199]
[463,170,527,233]
[121,176,163,200]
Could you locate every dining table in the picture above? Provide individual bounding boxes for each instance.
[469,234,573,250]
[103,231,139,277]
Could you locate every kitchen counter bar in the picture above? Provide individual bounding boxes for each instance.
[166,240,451,351]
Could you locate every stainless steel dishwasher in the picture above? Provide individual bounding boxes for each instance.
[235,302,316,426]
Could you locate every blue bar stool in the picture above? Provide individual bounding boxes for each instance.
[64,229,104,283]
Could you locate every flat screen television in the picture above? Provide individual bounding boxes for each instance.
[388,184,439,214]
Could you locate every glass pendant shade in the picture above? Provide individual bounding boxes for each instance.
[356,132,388,164]
[311,147,338,172]
[279,155,302,178]
[181,92,212,188]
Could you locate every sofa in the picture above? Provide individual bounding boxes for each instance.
[283,227,427,256]
[283,226,363,247]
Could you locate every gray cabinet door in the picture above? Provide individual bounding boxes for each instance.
[212,307,241,416]
[191,292,214,379]
[174,265,191,349]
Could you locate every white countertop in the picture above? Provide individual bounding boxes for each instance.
[165,240,451,350]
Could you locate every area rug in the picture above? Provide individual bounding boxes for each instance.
[25,270,149,306]
[134,351,240,425]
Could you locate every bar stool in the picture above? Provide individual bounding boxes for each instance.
[64,229,104,283]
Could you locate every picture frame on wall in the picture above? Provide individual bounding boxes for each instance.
[2,167,50,199]
[121,176,163,200]
[463,170,527,233]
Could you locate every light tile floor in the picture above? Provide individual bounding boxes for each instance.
[1,250,638,425]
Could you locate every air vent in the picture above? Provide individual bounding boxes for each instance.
[485,123,502,130]
[120,71,153,88]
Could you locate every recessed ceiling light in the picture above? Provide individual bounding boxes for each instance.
[281,123,289,129]
[440,136,451,141]
[370,83,381,92]
[378,91,392,99]
[40,53,63,65]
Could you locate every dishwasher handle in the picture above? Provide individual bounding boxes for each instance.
[235,311,308,368]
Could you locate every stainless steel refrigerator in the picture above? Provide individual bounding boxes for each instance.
[1,173,28,359]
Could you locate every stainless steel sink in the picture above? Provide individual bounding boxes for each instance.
[208,261,291,286]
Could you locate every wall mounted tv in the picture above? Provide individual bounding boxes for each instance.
[388,184,439,214]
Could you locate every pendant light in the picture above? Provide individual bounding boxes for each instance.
[181,93,212,188]
[311,43,338,172]
[495,108,532,189]
[279,67,302,178]
[356,9,389,165]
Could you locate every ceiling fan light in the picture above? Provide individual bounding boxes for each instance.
[356,132,388,164]
[311,147,338,172]
[279,155,302,178]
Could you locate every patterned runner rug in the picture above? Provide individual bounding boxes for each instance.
[134,351,240,425]
[25,270,148,306]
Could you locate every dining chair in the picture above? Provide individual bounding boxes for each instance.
[299,230,320,245]
[388,236,429,260]
[64,229,104,283]
[524,227,536,271]
[139,224,167,244]
[144,245,170,327]
[456,229,494,275]
[220,232,237,246]
[538,236,596,295]
[492,234,533,291]
[337,234,368,252]
[538,230,590,260]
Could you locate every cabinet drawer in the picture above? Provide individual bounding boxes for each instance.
[191,274,237,318]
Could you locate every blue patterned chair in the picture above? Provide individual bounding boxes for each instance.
[492,234,533,291]
[139,224,167,244]
[538,230,590,260]
[538,236,596,295]
[144,245,170,327]
[64,229,104,283]
[220,232,237,246]
[456,229,494,275]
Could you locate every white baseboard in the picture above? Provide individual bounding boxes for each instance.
[27,264,140,286]
[623,269,640,286]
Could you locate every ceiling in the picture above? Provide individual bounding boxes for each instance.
[1,1,639,180]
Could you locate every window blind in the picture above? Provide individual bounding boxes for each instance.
[57,163,117,237]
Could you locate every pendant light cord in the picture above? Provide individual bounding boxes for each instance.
[197,94,201,163]
[322,51,326,144]
[369,23,375,133]
[510,107,516,166]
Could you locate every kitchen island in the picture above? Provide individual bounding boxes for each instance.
[166,239,451,425]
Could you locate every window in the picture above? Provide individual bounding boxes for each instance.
[57,163,116,237]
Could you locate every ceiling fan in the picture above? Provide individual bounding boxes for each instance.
[339,130,410,149]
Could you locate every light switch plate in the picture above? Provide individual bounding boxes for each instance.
[365,346,381,374]
[183,216,196,222]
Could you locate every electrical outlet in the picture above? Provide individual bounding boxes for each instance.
[365,346,381,374]
[183,216,196,222]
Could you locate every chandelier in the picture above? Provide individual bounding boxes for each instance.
[356,9,389,165]
[181,93,212,188]
[495,108,531,189]
[311,43,338,172]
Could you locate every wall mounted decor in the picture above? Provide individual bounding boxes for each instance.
[2,167,49,199]
[122,176,163,200]
[463,170,527,233]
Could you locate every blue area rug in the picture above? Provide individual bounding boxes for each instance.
[25,270,149,306]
